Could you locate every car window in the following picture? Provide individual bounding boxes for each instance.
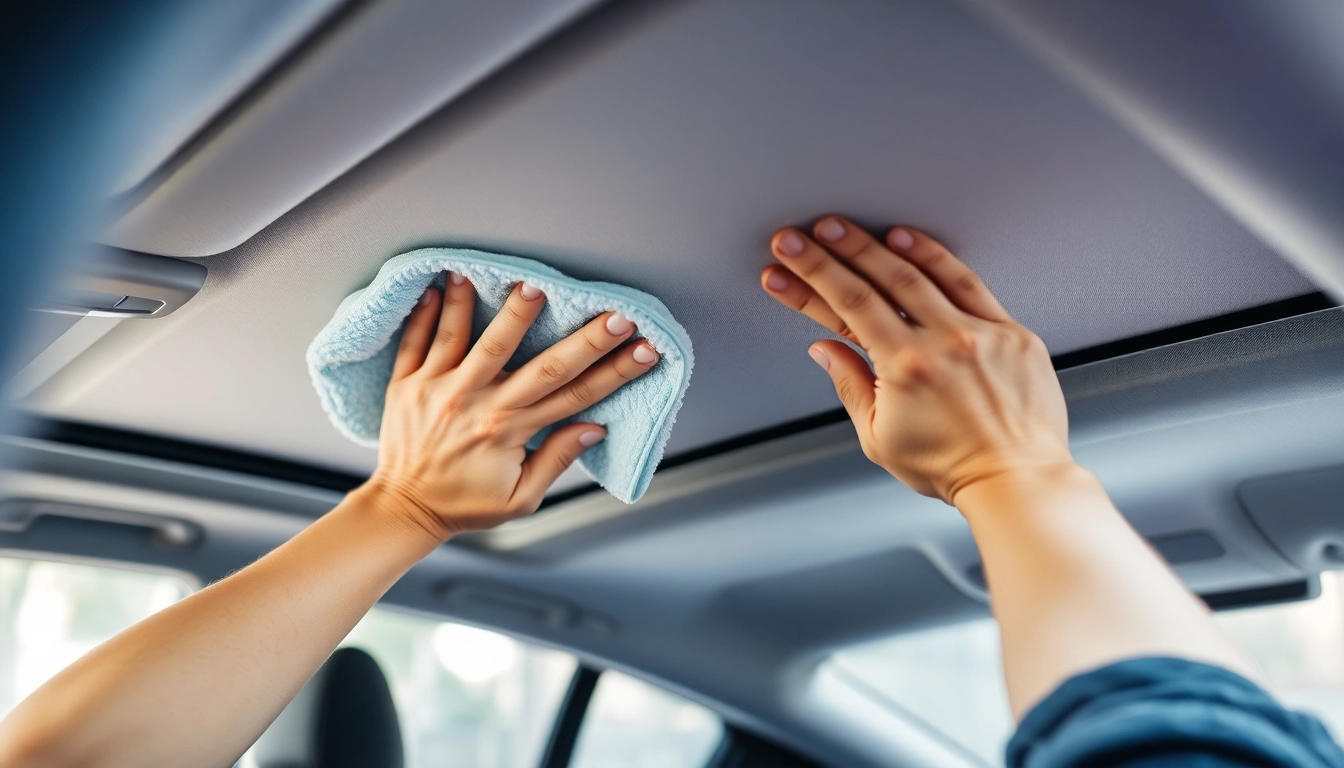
[825,570,1344,767]
[570,669,725,768]
[0,553,195,718]
[335,608,577,768]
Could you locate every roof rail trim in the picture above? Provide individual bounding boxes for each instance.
[15,291,1335,502]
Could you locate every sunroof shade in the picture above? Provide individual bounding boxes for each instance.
[23,0,1314,481]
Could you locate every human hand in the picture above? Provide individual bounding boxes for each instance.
[760,217,1072,506]
[367,274,659,540]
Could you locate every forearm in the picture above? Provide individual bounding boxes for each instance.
[0,482,439,768]
[956,463,1259,719]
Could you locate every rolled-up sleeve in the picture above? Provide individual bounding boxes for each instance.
[1007,658,1344,768]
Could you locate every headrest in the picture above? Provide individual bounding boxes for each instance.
[251,647,403,768]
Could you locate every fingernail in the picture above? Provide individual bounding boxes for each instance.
[520,282,543,300]
[816,218,846,242]
[418,288,433,306]
[633,343,659,365]
[449,271,466,286]
[606,312,633,335]
[888,228,915,250]
[808,346,830,370]
[777,231,805,256]
[765,270,790,291]
[579,430,606,447]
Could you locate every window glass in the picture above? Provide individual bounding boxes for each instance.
[827,570,1344,767]
[0,553,195,718]
[570,669,724,768]
[337,608,577,768]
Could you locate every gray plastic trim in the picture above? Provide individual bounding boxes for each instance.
[0,498,202,550]
[39,248,207,319]
[1239,464,1344,573]
[454,420,862,552]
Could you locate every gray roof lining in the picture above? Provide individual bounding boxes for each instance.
[975,0,1344,295]
[30,0,1316,482]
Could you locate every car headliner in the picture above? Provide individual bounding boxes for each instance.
[22,0,1314,483]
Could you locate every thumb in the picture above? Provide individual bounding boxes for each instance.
[511,423,606,514]
[809,340,877,436]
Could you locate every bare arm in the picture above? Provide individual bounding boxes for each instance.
[0,276,660,768]
[761,216,1257,718]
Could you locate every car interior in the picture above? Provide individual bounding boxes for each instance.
[3,1,1343,767]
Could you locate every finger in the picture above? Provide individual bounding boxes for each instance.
[391,287,441,380]
[771,228,909,350]
[760,266,857,343]
[808,340,877,439]
[456,282,545,387]
[510,423,606,514]
[526,340,659,426]
[421,271,477,376]
[812,216,962,328]
[886,227,1011,323]
[500,311,636,406]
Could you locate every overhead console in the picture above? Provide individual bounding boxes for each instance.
[1240,465,1344,574]
[6,248,206,398]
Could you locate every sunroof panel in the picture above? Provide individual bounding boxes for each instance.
[24,0,1315,480]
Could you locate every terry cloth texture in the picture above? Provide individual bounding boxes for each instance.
[308,248,693,504]
[1008,656,1344,768]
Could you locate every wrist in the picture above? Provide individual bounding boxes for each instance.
[347,475,454,546]
[950,460,1100,519]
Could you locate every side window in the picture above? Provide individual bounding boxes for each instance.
[570,670,725,768]
[337,608,578,768]
[0,553,195,717]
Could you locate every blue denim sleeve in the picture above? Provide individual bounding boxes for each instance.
[1006,658,1344,768]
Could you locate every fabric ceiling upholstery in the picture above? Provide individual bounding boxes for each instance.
[26,0,1315,483]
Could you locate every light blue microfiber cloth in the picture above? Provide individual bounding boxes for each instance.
[308,248,694,504]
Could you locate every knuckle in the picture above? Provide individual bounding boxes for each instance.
[583,331,609,355]
[914,245,948,267]
[890,263,924,291]
[855,241,885,263]
[437,390,463,412]
[796,256,826,277]
[839,284,875,311]
[564,379,595,407]
[553,447,577,474]
[897,351,932,385]
[955,270,981,294]
[835,376,858,405]
[473,411,510,442]
[537,357,569,385]
[505,303,529,323]
[1018,326,1046,354]
[947,328,979,358]
[798,293,826,316]
[480,337,511,359]
[435,328,461,348]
